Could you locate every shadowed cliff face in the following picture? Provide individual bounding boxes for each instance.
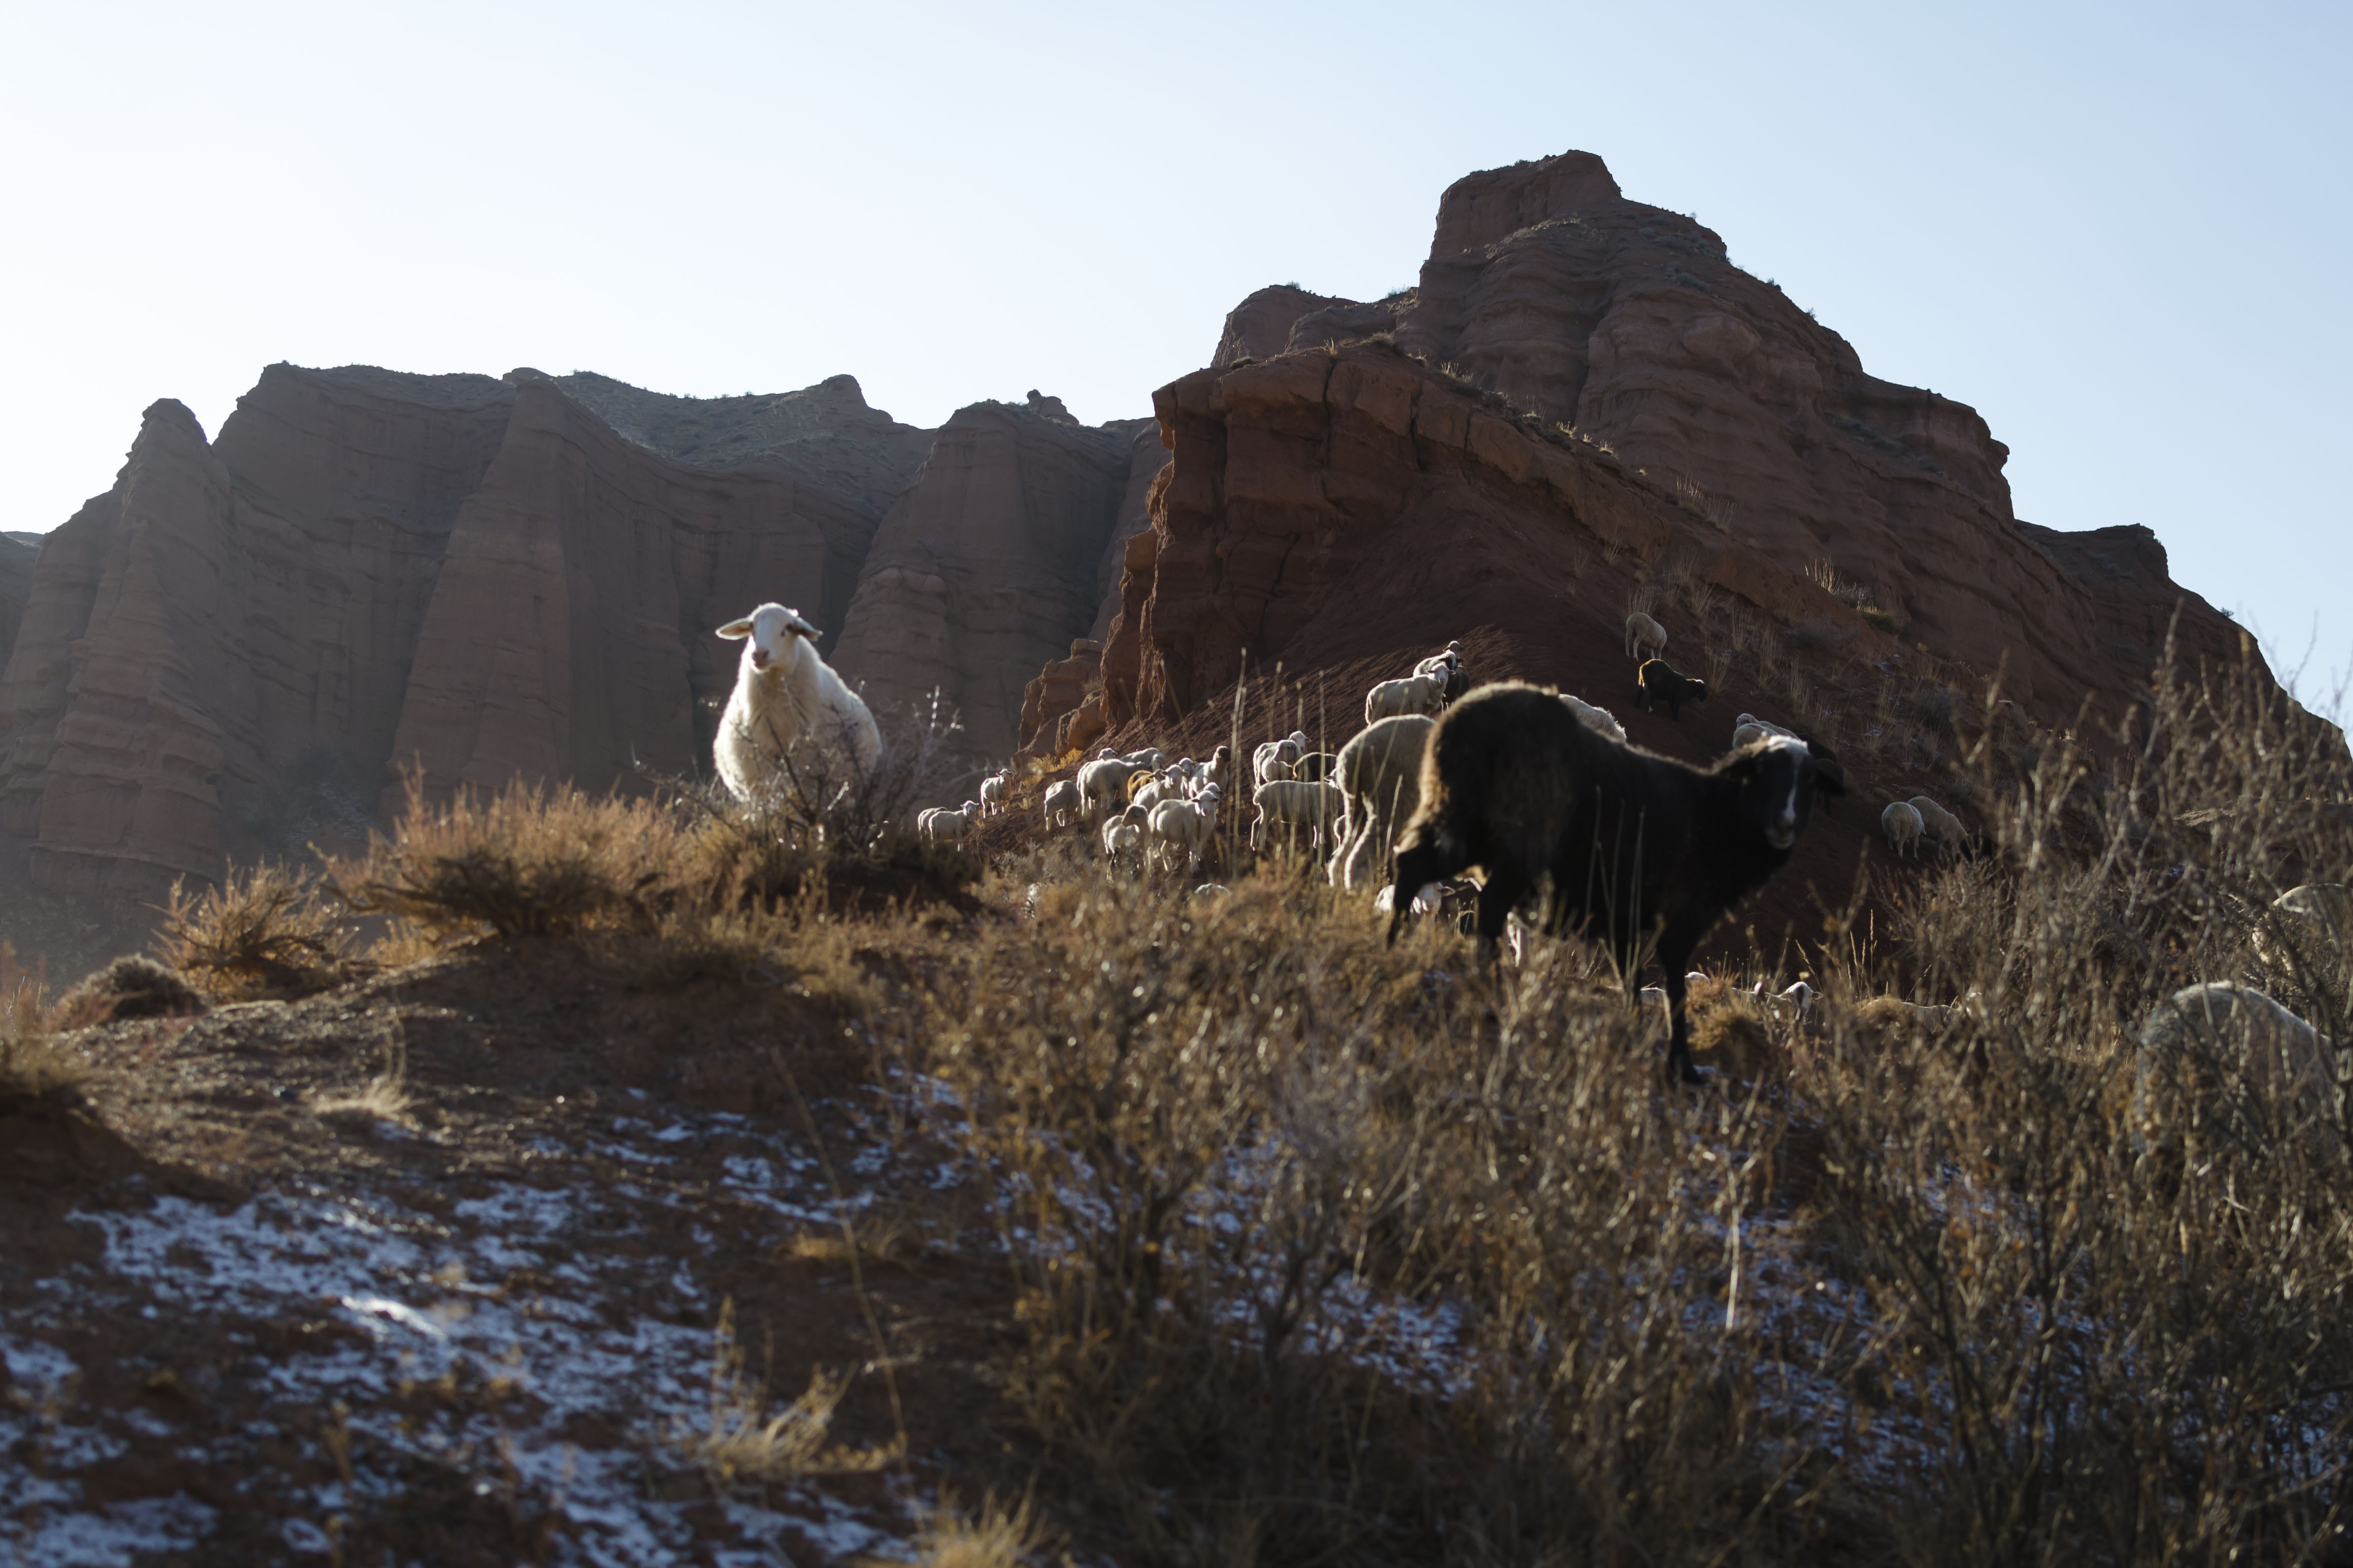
[0,366,1156,907]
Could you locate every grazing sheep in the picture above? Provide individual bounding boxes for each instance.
[1254,733,1307,786]
[1907,795,1967,857]
[1730,722,1772,751]
[920,801,979,844]
[1635,659,1709,722]
[1625,612,1667,662]
[715,603,881,800]
[1043,778,1082,829]
[1101,807,1147,871]
[1252,779,1346,854]
[1388,682,1847,1081]
[1078,755,1152,820]
[1327,714,1437,890]
[1372,881,1446,918]
[1880,800,1925,858]
[1288,751,1338,782]
[2135,981,2343,1155]
[1558,692,1628,745]
[1149,787,1222,876]
[1203,744,1234,783]
[1366,672,1447,725]
[1734,713,1799,741]
[1413,641,1473,702]
[2253,884,2353,973]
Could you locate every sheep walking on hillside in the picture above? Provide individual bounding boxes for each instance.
[715,603,882,804]
[1149,787,1222,877]
[2135,981,2344,1157]
[1252,779,1345,855]
[1042,779,1082,829]
[1625,612,1667,662]
[919,801,979,844]
[1558,692,1628,745]
[2252,884,2353,975]
[1636,659,1709,722]
[1388,682,1846,1082]
[1908,795,1967,858]
[1326,714,1435,890]
[979,769,1010,817]
[1366,672,1447,725]
[1413,641,1473,702]
[1880,800,1924,858]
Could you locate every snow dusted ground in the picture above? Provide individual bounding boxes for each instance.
[0,1098,925,1566]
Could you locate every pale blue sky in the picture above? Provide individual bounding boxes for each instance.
[4,1,2345,706]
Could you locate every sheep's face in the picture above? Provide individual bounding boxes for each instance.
[716,603,818,675]
[1729,738,1847,852]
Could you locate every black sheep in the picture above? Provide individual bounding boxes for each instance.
[1636,658,1708,721]
[1289,751,1339,782]
[1387,682,1846,1081]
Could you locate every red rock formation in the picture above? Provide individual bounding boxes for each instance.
[1213,285,1351,368]
[0,365,938,904]
[1171,150,2255,730]
[830,397,1156,772]
[380,379,859,808]
[1015,639,1102,763]
[1104,345,1900,733]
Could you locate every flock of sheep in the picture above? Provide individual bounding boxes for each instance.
[709,598,2353,1117]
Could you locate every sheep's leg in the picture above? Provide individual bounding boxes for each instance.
[1659,942,1705,1085]
[1472,869,1526,969]
[1387,842,1443,946]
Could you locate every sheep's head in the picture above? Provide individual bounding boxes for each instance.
[1726,737,1847,852]
[716,603,818,674]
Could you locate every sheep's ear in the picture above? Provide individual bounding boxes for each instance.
[1807,744,1849,796]
[717,619,754,640]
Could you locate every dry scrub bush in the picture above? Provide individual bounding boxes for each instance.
[1793,647,2353,1564]
[51,956,207,1029]
[675,1298,902,1494]
[332,774,684,938]
[902,647,2353,1565]
[159,863,356,1000]
[0,943,79,1097]
[919,868,1834,1565]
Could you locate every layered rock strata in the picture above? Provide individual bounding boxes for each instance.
[831,395,1160,770]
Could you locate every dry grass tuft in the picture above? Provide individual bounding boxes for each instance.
[0,943,79,1098]
[676,1300,903,1491]
[52,956,207,1030]
[159,863,358,1000]
[331,774,681,939]
[892,1492,1051,1568]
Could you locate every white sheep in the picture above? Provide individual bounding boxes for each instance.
[1101,808,1147,871]
[714,603,881,800]
[1251,779,1345,854]
[1624,612,1667,661]
[1042,779,1082,829]
[1253,733,1307,786]
[2135,981,2342,1154]
[920,801,979,844]
[979,770,1009,817]
[1880,800,1924,858]
[2253,884,2353,973]
[1365,672,1446,725]
[1327,714,1436,890]
[1734,713,1799,742]
[1557,691,1628,745]
[1078,755,1151,821]
[1908,795,1967,857]
[1372,882,1446,918]
[1148,787,1222,877]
